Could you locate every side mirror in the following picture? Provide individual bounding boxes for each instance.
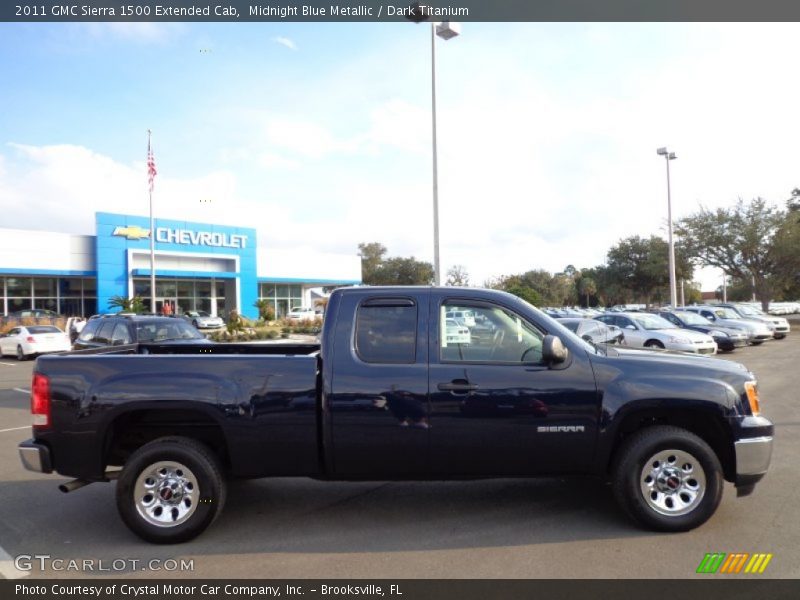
[625,324,636,330]
[542,334,568,364]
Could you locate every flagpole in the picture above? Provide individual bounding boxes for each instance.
[148,130,156,314]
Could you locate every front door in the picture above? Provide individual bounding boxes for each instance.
[429,297,599,477]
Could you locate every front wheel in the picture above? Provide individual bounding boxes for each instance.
[116,437,226,544]
[612,426,723,532]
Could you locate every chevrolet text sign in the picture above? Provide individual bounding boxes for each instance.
[155,227,247,249]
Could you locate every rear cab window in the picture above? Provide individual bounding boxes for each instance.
[355,298,417,364]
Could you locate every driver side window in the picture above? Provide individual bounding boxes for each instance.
[440,302,544,364]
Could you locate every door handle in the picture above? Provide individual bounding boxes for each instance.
[438,381,478,392]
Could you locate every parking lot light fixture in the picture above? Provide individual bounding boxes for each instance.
[657,147,678,308]
[407,3,460,285]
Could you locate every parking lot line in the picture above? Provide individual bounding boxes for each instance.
[0,426,29,434]
[0,362,17,367]
[12,388,29,395]
[0,545,27,579]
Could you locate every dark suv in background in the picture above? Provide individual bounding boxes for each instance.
[73,315,211,350]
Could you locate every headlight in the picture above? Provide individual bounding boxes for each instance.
[709,330,728,337]
[668,337,691,344]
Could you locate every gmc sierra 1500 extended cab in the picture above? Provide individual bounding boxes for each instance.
[18,287,774,543]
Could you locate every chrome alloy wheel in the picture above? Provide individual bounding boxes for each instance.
[134,461,198,528]
[640,449,706,517]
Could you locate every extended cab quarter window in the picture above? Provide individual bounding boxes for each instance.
[356,299,417,364]
[440,302,545,364]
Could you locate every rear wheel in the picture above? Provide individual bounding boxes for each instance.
[16,345,27,361]
[612,426,723,532]
[116,437,226,543]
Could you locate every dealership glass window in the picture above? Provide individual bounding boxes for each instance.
[83,278,96,294]
[196,281,211,298]
[7,277,32,297]
[258,282,304,318]
[177,281,193,298]
[134,280,151,298]
[33,278,57,297]
[35,298,58,311]
[59,278,82,298]
[7,298,32,312]
[60,298,82,316]
[156,281,177,298]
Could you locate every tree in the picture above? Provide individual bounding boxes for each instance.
[108,295,145,313]
[505,285,542,307]
[577,277,597,307]
[605,235,694,306]
[445,265,470,286]
[358,242,434,286]
[676,198,800,310]
[358,242,387,284]
[254,299,275,322]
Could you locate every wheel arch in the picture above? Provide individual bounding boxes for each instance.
[605,407,736,483]
[102,406,232,473]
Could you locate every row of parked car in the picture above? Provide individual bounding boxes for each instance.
[549,302,791,354]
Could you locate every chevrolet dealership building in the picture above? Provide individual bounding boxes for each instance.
[0,212,362,319]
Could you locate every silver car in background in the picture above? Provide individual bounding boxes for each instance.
[182,310,225,330]
[595,312,717,354]
[714,303,790,339]
[682,306,773,345]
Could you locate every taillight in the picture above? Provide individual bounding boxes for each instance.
[744,381,760,416]
[26,336,36,343]
[31,373,51,428]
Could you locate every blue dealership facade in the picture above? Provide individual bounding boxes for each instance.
[0,212,362,319]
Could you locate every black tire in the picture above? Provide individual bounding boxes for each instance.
[611,426,723,532]
[644,340,664,349]
[116,437,226,544]
[192,320,199,328]
[16,345,27,361]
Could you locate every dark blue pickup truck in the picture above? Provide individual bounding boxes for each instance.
[18,287,774,543]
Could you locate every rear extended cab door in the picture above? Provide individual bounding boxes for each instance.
[324,288,431,478]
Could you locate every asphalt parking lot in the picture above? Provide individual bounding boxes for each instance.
[1,327,798,580]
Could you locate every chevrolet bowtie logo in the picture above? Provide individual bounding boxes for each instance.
[112,225,151,240]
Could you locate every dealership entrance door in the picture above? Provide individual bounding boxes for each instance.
[133,277,236,318]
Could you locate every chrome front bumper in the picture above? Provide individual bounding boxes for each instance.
[735,436,773,477]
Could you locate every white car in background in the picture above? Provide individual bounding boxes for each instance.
[445,309,477,328]
[444,318,471,345]
[595,313,717,354]
[286,306,317,321]
[181,310,224,330]
[0,325,71,360]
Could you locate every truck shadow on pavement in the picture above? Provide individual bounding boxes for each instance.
[0,475,652,565]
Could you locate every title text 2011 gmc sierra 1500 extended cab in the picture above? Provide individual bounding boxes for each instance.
[18,287,773,543]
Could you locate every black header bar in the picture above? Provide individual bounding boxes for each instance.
[4,0,800,22]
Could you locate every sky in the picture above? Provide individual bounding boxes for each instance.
[1,22,799,292]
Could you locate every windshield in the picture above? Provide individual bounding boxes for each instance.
[674,311,710,326]
[736,305,763,316]
[633,314,677,330]
[136,320,205,342]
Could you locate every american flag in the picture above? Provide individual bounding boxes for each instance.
[147,135,157,192]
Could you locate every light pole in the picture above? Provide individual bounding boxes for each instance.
[407,5,460,285]
[656,147,678,307]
